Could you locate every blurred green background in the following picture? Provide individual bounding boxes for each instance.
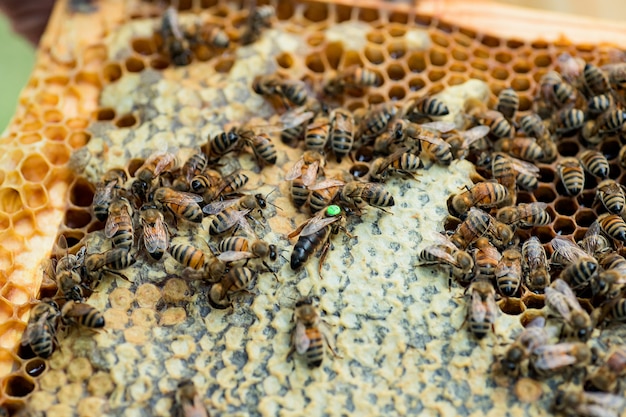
[0,15,34,133]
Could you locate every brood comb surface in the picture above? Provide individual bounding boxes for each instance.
[0,0,625,416]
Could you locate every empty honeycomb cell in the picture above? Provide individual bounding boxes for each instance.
[557,140,580,156]
[428,69,446,82]
[41,143,70,166]
[523,293,545,310]
[1,282,29,306]
[342,51,364,69]
[0,212,10,232]
[506,39,525,49]
[554,197,578,216]
[0,188,23,214]
[115,114,138,129]
[533,185,557,203]
[18,133,42,145]
[498,298,525,315]
[408,77,426,92]
[334,3,352,22]
[428,48,448,67]
[470,60,488,71]
[275,52,294,69]
[82,44,107,68]
[388,25,406,38]
[150,56,169,70]
[357,7,378,23]
[74,71,102,89]
[125,56,145,73]
[535,226,555,243]
[20,119,42,132]
[0,298,14,323]
[600,139,621,160]
[609,163,621,179]
[510,76,530,92]
[68,132,91,149]
[448,63,467,73]
[427,84,446,95]
[366,31,385,45]
[451,48,468,61]
[102,63,123,83]
[302,2,328,22]
[388,11,408,24]
[534,53,552,67]
[495,51,512,64]
[69,178,95,207]
[87,220,105,233]
[35,92,59,107]
[407,51,426,73]
[66,118,88,130]
[4,374,35,398]
[12,211,36,238]
[96,108,116,121]
[512,60,532,74]
[575,209,596,227]
[324,42,343,70]
[473,47,490,59]
[364,46,384,65]
[386,64,405,81]
[430,32,450,48]
[387,40,406,59]
[553,217,576,236]
[531,39,549,49]
[43,125,68,141]
[20,154,49,182]
[61,231,85,249]
[414,14,433,28]
[64,209,92,229]
[518,95,531,111]
[516,191,534,204]
[128,158,145,177]
[388,85,406,101]
[578,190,596,209]
[131,38,156,56]
[24,359,46,378]
[367,94,386,105]
[305,53,325,73]
[490,67,509,81]
[436,21,455,34]
[44,75,69,87]
[479,34,500,48]
[447,75,467,86]
[538,166,555,183]
[452,32,472,48]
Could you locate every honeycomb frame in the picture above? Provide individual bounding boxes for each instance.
[0,0,625,415]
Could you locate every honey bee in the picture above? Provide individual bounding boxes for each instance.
[557,157,585,196]
[596,179,625,214]
[448,182,509,217]
[583,63,611,96]
[304,117,331,152]
[21,300,61,358]
[241,3,274,45]
[529,342,593,378]
[579,150,610,179]
[495,248,522,297]
[153,187,204,223]
[208,127,240,158]
[181,152,208,186]
[139,206,168,261]
[556,53,585,83]
[368,149,423,182]
[105,197,134,251]
[252,74,309,107]
[491,153,517,204]
[553,389,626,417]
[393,120,456,166]
[93,168,127,222]
[493,137,544,162]
[596,108,626,135]
[498,316,548,377]
[192,170,249,204]
[61,300,105,329]
[135,151,177,184]
[520,113,549,139]
[159,7,193,66]
[289,205,350,277]
[337,181,395,211]
[509,156,542,191]
[607,63,626,106]
[522,236,551,293]
[487,218,515,250]
[203,193,270,236]
[208,266,256,309]
[356,103,398,142]
[444,125,490,160]
[192,22,229,49]
[329,108,355,163]
[173,380,209,417]
[84,248,136,281]
[323,66,379,96]
[55,236,87,302]
[553,108,585,134]
[496,202,551,229]
[496,88,519,121]
[587,94,613,117]
[450,207,492,250]
[598,212,626,243]
[286,151,325,209]
[217,236,277,273]
[545,279,593,341]
[585,347,626,393]
[290,297,341,368]
[307,178,345,214]
[418,232,474,283]
[484,110,515,138]
[466,279,498,339]
[551,237,599,291]
[404,96,450,123]
[596,251,626,300]
[472,237,501,282]
[169,243,208,271]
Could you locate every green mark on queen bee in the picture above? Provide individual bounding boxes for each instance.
[326,205,341,217]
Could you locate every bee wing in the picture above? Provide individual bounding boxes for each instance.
[421,245,459,267]
[104,215,119,238]
[552,278,579,301]
[202,198,239,215]
[509,156,540,175]
[302,161,319,187]
[294,321,311,355]
[532,344,579,370]
[461,125,490,148]
[300,215,341,237]
[162,191,204,205]
[153,153,177,176]
[217,251,255,262]
[551,237,588,264]
[579,221,604,254]
[545,286,573,321]
[254,109,314,134]
[375,148,408,173]
[471,291,487,323]
[422,121,456,133]
[579,392,626,415]
[417,134,451,149]
[144,224,168,254]
[285,158,305,181]
[508,202,548,224]
[308,179,345,191]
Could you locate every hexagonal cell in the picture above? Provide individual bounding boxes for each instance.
[20,154,50,183]
[132,37,156,55]
[473,47,490,59]
[554,197,578,216]
[490,67,509,81]
[69,178,95,207]
[60,230,85,249]
[448,75,467,86]
[24,358,46,378]
[386,63,405,81]
[0,187,23,214]
[575,209,596,227]
[387,40,406,59]
[531,39,549,49]
[436,20,456,34]
[367,94,386,105]
[305,53,325,73]
[506,39,525,49]
[510,76,530,92]
[125,56,146,73]
[4,374,35,398]
[35,91,59,106]
[102,62,123,83]
[43,125,68,141]
[74,71,102,90]
[534,226,555,244]
[115,114,138,129]
[516,191,534,204]
[303,2,328,22]
[43,109,63,124]
[64,208,92,229]
[470,60,488,71]
[357,7,378,22]
[214,57,234,73]
[583,173,598,191]
[553,217,576,236]
[428,48,448,67]
[408,77,426,92]
[0,297,14,323]
[324,42,343,70]
[522,293,545,310]
[512,60,532,74]
[366,30,385,45]
[96,107,116,121]
[334,3,352,23]
[600,139,621,160]
[42,143,70,166]
[68,132,92,149]
[388,85,406,101]
[430,32,450,48]
[448,63,467,73]
[342,51,364,69]
[1,282,29,306]
[498,297,525,316]
[451,48,468,62]
[533,53,552,68]
[388,11,408,24]
[415,14,433,28]
[427,69,445,83]
[12,211,36,239]
[0,212,10,233]
[407,51,426,73]
[364,46,384,65]
[557,140,580,157]
[128,158,145,177]
[150,56,169,70]
[18,133,42,145]
[44,75,69,87]
[275,52,294,69]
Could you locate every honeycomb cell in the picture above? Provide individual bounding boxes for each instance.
[408,77,426,92]
[61,231,85,249]
[534,53,552,68]
[516,191,534,204]
[115,114,138,129]
[96,108,116,121]
[4,374,35,398]
[388,85,406,101]
[35,92,59,106]
[342,51,364,69]
[429,48,448,67]
[522,293,545,310]
[407,52,426,73]
[367,94,385,105]
[82,44,107,68]
[12,211,36,238]
[69,178,95,207]
[533,185,556,204]
[428,69,445,82]
[451,48,468,61]
[495,51,512,64]
[430,32,450,48]
[535,226,555,243]
[575,210,596,227]
[128,158,145,177]
[490,67,509,81]
[18,133,42,145]
[334,3,352,23]
[448,75,467,86]
[387,40,406,59]
[324,42,343,70]
[0,212,10,232]
[150,57,169,70]
[74,71,102,88]
[43,110,63,124]
[131,38,156,55]
[531,39,549,49]
[471,60,488,71]
[510,76,530,92]
[553,217,576,236]
[24,359,46,378]
[1,282,29,306]
[386,64,405,81]
[68,132,91,149]
[512,60,532,74]
[388,11,408,24]
[364,46,384,65]
[275,52,294,69]
[554,198,578,216]
[473,47,490,59]
[414,14,433,28]
[357,7,378,22]
[0,187,23,214]
[449,63,467,73]
[42,143,70,166]
[20,154,49,182]
[436,21,455,34]
[64,209,92,229]
[578,191,596,210]
[305,53,325,73]
[600,139,621,160]
[44,75,69,87]
[499,298,525,315]
[43,125,68,141]
[66,118,88,130]
[125,56,145,73]
[584,174,598,191]
[506,39,525,49]
[557,140,580,156]
[366,31,385,45]
[303,2,327,22]
[0,297,14,323]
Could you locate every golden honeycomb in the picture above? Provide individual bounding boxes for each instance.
[0,0,625,415]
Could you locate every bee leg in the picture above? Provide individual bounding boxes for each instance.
[262,261,278,279]
[317,239,333,280]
